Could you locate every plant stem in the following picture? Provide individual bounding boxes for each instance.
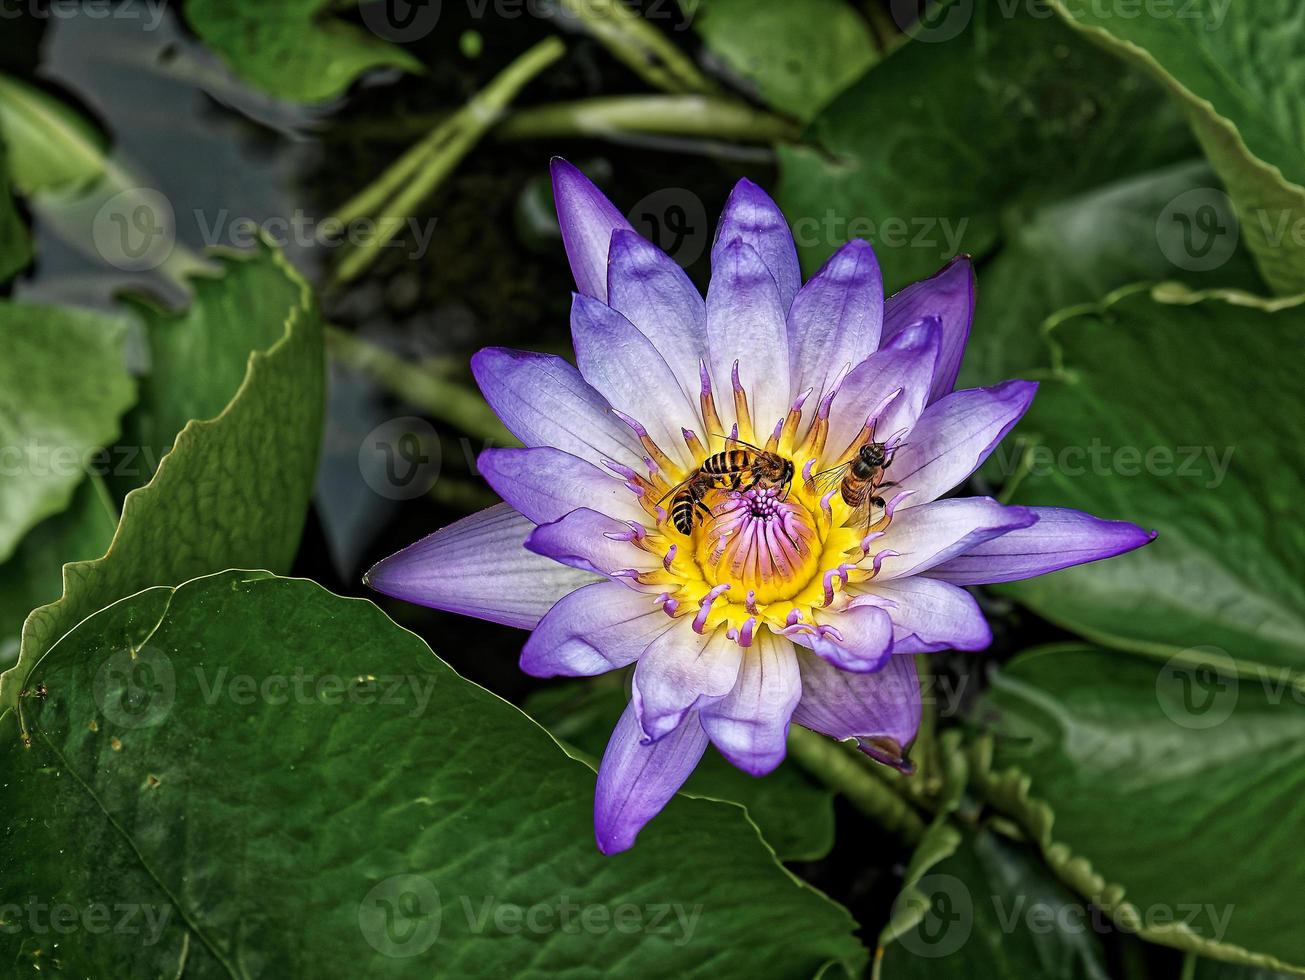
[787,727,927,843]
[553,0,717,96]
[496,94,801,144]
[325,326,517,446]
[329,36,566,286]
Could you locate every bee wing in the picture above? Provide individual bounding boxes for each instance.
[808,460,851,496]
[655,473,697,505]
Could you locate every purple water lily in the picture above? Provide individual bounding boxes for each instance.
[366,160,1155,855]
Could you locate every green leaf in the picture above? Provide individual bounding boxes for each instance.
[0,477,116,666]
[688,0,877,123]
[976,644,1305,974]
[961,158,1265,388]
[0,243,325,714]
[997,284,1305,678]
[878,822,1112,979]
[524,677,836,862]
[119,246,316,489]
[0,571,868,977]
[0,303,136,563]
[0,72,107,195]
[184,0,423,104]
[1049,0,1305,294]
[0,137,31,283]
[1195,960,1301,980]
[775,0,1193,292]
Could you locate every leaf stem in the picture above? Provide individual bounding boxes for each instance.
[787,727,927,843]
[496,94,801,144]
[329,36,566,285]
[552,0,717,96]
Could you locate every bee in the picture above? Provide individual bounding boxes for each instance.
[660,439,797,535]
[811,436,900,527]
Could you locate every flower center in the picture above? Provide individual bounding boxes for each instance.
[694,486,820,603]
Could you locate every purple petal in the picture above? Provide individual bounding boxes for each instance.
[551,158,633,302]
[364,503,598,629]
[883,256,974,402]
[874,497,1037,580]
[888,380,1037,504]
[471,347,642,469]
[705,239,791,435]
[701,632,800,776]
[594,703,708,855]
[521,580,676,677]
[711,177,801,311]
[787,239,884,407]
[925,506,1157,585]
[525,507,657,578]
[854,577,992,651]
[478,446,643,525]
[632,624,742,741]
[570,294,699,468]
[823,317,942,461]
[791,652,921,769]
[607,229,706,401]
[790,604,894,672]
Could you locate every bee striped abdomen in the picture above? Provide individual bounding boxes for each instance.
[702,450,751,476]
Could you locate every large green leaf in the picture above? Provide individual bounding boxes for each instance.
[185,0,423,104]
[0,72,106,195]
[0,303,135,563]
[687,0,877,123]
[0,477,116,665]
[0,571,867,977]
[962,158,1265,388]
[976,645,1305,974]
[0,243,325,713]
[1050,0,1305,294]
[524,677,836,862]
[878,821,1111,979]
[775,0,1192,291]
[997,284,1305,677]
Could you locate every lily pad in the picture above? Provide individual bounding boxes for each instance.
[0,243,325,713]
[0,571,867,977]
[0,303,135,563]
[998,284,1305,677]
[978,645,1305,974]
[1050,0,1305,294]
